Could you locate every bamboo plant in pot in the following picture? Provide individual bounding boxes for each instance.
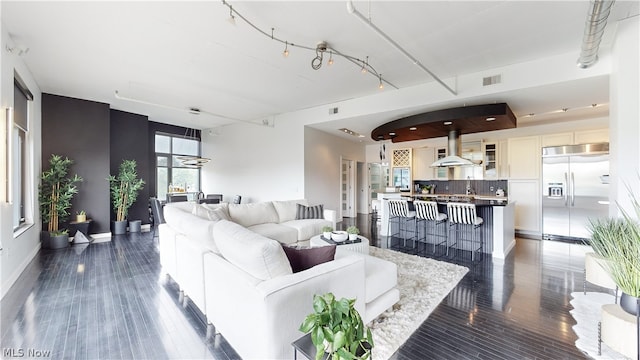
[299,293,373,360]
[38,154,83,249]
[588,186,640,316]
[107,159,145,235]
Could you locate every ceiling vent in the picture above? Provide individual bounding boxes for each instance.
[482,74,502,86]
[329,107,339,115]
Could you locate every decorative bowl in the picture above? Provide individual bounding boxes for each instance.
[331,231,348,242]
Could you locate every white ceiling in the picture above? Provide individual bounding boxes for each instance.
[2,1,638,142]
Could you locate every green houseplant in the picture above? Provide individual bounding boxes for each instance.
[346,226,360,240]
[299,293,373,360]
[322,226,333,239]
[107,159,145,235]
[588,186,640,315]
[38,154,83,249]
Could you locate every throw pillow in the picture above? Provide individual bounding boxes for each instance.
[213,220,292,280]
[295,203,324,220]
[281,245,336,273]
[192,204,231,222]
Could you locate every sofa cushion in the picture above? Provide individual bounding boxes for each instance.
[281,219,332,241]
[164,203,220,254]
[272,199,308,223]
[228,202,280,227]
[363,255,398,303]
[213,220,293,280]
[281,245,336,273]
[192,204,231,222]
[295,204,324,220]
[247,223,298,245]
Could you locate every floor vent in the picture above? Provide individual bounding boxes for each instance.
[329,107,339,115]
[482,74,502,86]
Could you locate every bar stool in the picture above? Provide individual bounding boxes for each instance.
[414,200,448,254]
[387,199,417,251]
[446,202,484,260]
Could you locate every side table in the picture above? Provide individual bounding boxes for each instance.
[599,303,638,359]
[309,234,369,254]
[292,333,328,360]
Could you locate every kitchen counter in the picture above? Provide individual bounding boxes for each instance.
[379,194,515,260]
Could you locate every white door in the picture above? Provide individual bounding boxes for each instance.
[357,162,368,214]
[341,159,356,218]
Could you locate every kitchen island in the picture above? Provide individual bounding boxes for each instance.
[379,193,515,260]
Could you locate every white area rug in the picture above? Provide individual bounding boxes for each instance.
[367,247,469,360]
[570,292,627,360]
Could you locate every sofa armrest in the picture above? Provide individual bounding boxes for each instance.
[203,253,366,360]
[323,208,337,229]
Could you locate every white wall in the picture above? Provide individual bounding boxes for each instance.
[609,16,640,217]
[1,19,43,299]
[303,127,365,213]
[200,117,306,203]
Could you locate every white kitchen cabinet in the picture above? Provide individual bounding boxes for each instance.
[482,142,498,179]
[574,128,609,144]
[412,147,435,180]
[541,133,573,147]
[435,147,448,180]
[508,180,541,233]
[507,136,540,180]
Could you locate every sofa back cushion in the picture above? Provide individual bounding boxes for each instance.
[213,220,293,280]
[193,203,231,222]
[228,202,280,227]
[164,203,220,254]
[272,199,308,223]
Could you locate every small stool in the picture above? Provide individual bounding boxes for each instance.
[446,202,484,260]
[599,304,638,359]
[413,200,447,254]
[387,200,417,251]
[584,252,618,302]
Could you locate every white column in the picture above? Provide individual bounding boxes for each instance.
[609,16,640,218]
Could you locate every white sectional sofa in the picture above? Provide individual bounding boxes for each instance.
[159,199,399,360]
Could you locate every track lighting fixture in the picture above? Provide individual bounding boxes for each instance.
[221,0,396,90]
[378,75,384,90]
[227,4,236,25]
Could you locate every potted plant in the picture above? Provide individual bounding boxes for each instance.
[420,184,432,194]
[299,293,373,360]
[107,159,145,235]
[75,210,86,223]
[346,226,360,241]
[588,187,640,315]
[38,154,83,249]
[322,226,333,239]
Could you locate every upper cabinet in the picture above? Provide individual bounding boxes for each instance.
[541,129,609,147]
[412,147,435,180]
[574,129,609,144]
[482,142,498,179]
[507,136,541,180]
[435,147,448,180]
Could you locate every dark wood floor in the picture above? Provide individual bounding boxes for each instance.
[1,217,604,359]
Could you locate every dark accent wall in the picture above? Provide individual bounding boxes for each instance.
[42,94,111,233]
[110,110,150,224]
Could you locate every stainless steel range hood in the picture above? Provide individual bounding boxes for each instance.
[430,130,474,167]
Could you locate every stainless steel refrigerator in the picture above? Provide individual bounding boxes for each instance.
[542,143,610,242]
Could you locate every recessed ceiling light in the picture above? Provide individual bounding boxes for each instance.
[338,128,364,138]
[444,121,452,125]
[409,127,417,131]
[486,117,496,121]
[389,132,396,136]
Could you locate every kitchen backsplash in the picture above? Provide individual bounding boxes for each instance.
[413,180,508,197]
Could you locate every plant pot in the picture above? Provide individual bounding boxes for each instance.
[129,220,142,233]
[112,220,127,235]
[349,233,358,241]
[47,233,69,249]
[620,292,640,315]
[76,214,86,223]
[323,231,332,239]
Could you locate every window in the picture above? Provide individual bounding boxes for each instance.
[13,77,33,231]
[155,133,201,201]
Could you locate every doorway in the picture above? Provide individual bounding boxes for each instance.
[340,158,356,218]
